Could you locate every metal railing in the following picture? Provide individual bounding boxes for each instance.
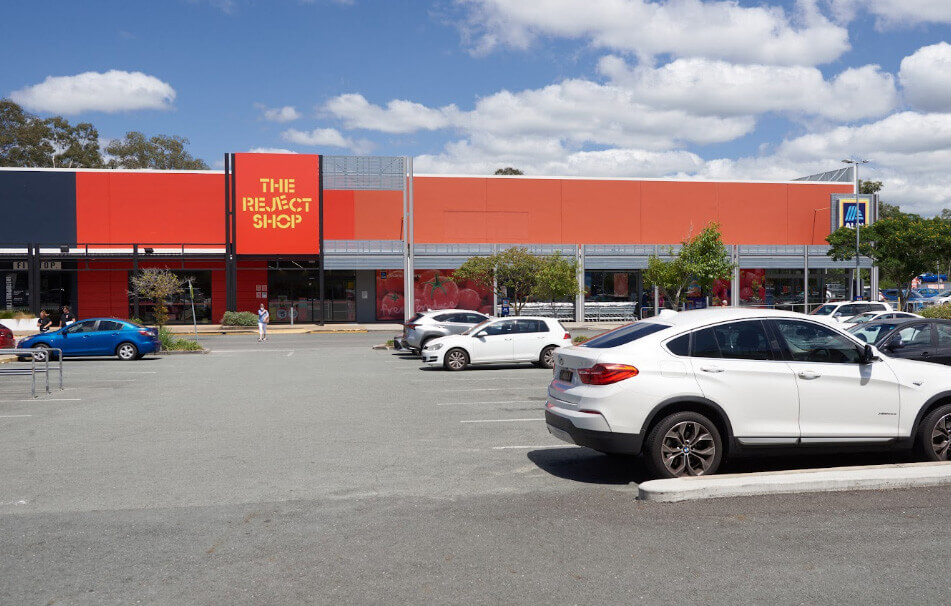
[0,349,64,398]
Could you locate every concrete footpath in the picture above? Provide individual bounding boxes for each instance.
[638,461,951,502]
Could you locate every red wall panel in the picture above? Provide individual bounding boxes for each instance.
[76,172,224,245]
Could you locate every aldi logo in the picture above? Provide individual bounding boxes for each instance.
[832,195,873,230]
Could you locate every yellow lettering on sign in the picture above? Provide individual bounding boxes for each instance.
[245,177,310,229]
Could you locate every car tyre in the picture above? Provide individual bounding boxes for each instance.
[538,345,557,369]
[916,403,951,462]
[31,343,52,362]
[444,348,469,371]
[116,342,139,361]
[644,411,723,478]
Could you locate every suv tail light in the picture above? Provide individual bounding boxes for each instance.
[577,363,639,385]
[404,323,419,329]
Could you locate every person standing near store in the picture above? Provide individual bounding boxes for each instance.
[37,310,53,333]
[60,305,75,327]
[257,303,269,342]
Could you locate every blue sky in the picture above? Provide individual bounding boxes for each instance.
[3,1,951,215]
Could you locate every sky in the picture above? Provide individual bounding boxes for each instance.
[3,0,951,216]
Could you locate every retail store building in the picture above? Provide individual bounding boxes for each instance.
[0,154,872,324]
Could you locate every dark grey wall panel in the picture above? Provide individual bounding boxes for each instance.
[0,171,76,245]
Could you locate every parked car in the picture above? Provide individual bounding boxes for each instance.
[0,323,14,349]
[839,310,920,328]
[545,308,951,479]
[849,319,951,366]
[16,318,160,361]
[809,301,891,323]
[398,309,491,354]
[422,316,571,370]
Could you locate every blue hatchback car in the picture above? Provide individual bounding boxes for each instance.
[17,318,161,361]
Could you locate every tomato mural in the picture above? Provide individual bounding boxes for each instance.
[375,269,494,321]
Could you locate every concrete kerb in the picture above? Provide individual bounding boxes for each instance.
[637,461,951,502]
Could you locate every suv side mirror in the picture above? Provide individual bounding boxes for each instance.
[861,344,874,364]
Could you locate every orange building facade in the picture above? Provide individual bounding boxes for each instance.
[0,159,860,324]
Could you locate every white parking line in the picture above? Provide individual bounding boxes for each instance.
[446,387,541,392]
[412,377,541,383]
[460,418,544,423]
[0,398,81,403]
[437,400,537,406]
[286,351,294,357]
[492,445,569,450]
[0,415,32,418]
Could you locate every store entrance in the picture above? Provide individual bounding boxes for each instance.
[267,262,355,323]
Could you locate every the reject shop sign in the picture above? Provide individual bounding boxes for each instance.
[234,153,320,255]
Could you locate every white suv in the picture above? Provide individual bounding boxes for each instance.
[809,301,892,323]
[546,308,951,478]
[424,316,572,370]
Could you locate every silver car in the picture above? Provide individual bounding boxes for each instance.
[398,310,491,354]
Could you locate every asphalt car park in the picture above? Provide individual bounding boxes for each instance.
[2,331,951,604]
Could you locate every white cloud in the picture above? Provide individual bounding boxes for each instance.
[458,0,849,65]
[900,43,951,112]
[10,70,175,115]
[248,147,298,154]
[826,0,951,26]
[600,56,897,120]
[280,127,374,154]
[258,105,301,123]
[324,94,457,133]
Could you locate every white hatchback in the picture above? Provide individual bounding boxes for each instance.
[545,308,951,478]
[422,316,572,371]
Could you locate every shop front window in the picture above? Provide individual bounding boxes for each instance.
[130,270,213,324]
[375,269,494,321]
[0,264,29,313]
[267,263,355,322]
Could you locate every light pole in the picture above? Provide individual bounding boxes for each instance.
[842,158,869,300]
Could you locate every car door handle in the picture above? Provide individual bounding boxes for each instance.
[798,371,821,380]
[699,366,724,373]
[921,352,931,358]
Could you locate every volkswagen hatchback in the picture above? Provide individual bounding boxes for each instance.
[423,316,571,370]
[546,308,951,478]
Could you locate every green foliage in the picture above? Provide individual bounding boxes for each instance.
[1,99,103,168]
[494,167,523,175]
[454,247,580,315]
[129,269,184,328]
[644,223,734,310]
[221,311,258,326]
[859,180,882,194]
[826,211,950,311]
[572,335,590,344]
[158,326,203,351]
[106,131,209,170]
[920,304,951,320]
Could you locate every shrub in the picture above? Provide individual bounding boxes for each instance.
[158,326,204,351]
[221,311,258,326]
[920,303,951,320]
[572,335,591,344]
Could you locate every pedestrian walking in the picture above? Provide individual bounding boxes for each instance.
[61,305,75,327]
[257,304,269,341]
[37,310,53,333]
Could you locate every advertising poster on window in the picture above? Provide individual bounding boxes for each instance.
[234,153,320,255]
[375,269,494,321]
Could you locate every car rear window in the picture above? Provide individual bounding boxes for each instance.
[581,322,669,348]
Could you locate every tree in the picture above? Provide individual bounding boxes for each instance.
[0,99,103,168]
[129,269,184,328]
[826,212,948,311]
[454,247,580,315]
[494,167,523,175]
[644,223,734,310]
[859,180,882,194]
[106,131,209,170]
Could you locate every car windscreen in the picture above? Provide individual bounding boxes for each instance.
[581,321,670,348]
[810,304,836,316]
[463,320,492,335]
[848,322,902,344]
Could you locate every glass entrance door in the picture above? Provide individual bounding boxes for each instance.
[267,263,354,323]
